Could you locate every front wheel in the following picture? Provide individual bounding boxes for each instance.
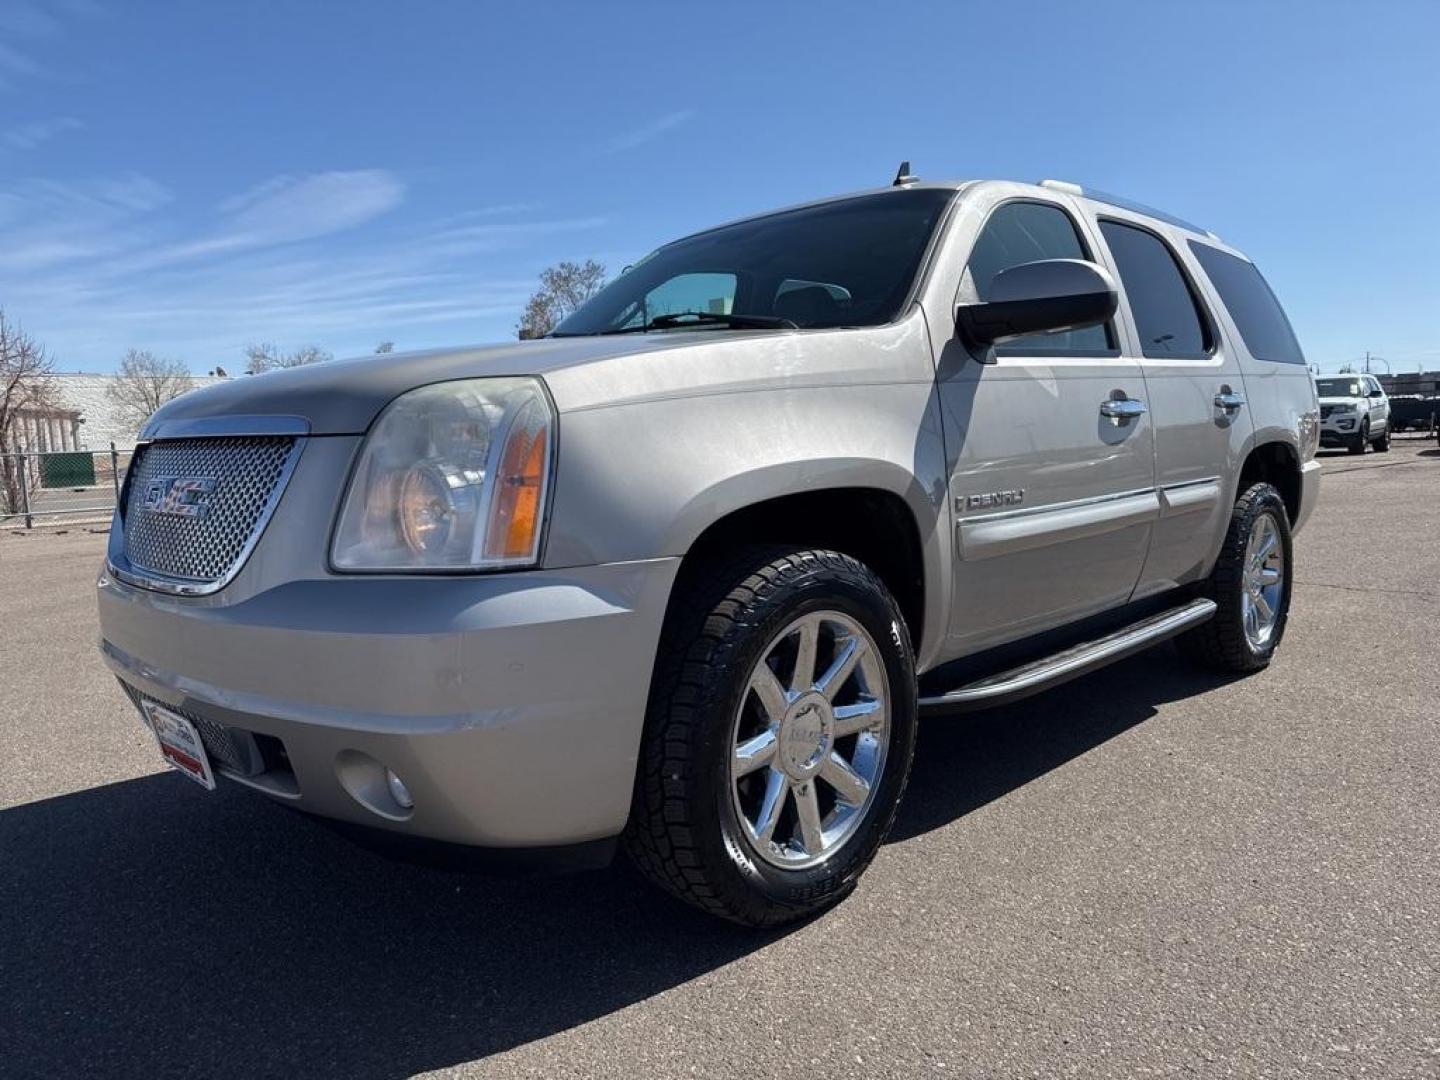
[1372,423,1391,452]
[1348,421,1368,454]
[1178,482,1294,673]
[625,548,917,927]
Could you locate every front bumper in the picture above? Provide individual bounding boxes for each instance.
[98,558,680,848]
[1293,459,1322,535]
[1318,415,1360,445]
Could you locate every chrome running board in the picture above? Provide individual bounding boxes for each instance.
[918,597,1217,715]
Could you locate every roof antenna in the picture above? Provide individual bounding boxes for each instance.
[892,160,916,187]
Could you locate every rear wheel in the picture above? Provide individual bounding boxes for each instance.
[625,548,917,927]
[1178,482,1293,673]
[1372,423,1391,452]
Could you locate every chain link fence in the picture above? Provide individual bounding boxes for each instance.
[0,445,130,529]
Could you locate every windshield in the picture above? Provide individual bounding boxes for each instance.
[553,188,955,336]
[1317,378,1364,397]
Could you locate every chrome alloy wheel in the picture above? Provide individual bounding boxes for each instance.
[729,611,890,870]
[1242,512,1285,650]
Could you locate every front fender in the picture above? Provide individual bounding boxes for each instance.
[541,380,953,670]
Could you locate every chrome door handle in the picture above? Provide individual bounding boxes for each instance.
[1099,397,1147,424]
[1214,390,1247,412]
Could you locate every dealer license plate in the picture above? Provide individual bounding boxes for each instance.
[142,700,216,790]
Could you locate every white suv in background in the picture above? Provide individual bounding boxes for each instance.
[1317,374,1390,454]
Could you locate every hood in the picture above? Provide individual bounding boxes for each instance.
[141,334,748,437]
[1317,394,1365,406]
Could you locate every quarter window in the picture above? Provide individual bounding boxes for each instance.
[964,201,1114,356]
[1099,221,1211,359]
[1189,243,1306,365]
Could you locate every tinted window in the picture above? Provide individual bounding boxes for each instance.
[554,188,954,334]
[1099,221,1210,358]
[1189,243,1306,364]
[965,201,1113,356]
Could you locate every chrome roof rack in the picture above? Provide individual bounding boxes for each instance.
[1039,179,1215,238]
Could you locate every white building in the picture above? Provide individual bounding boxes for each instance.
[11,373,228,453]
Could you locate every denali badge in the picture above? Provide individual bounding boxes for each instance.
[961,489,1025,511]
[142,476,217,519]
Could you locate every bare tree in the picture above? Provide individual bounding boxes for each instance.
[284,344,332,368]
[374,341,395,354]
[0,310,56,516]
[106,349,195,435]
[517,259,606,339]
[244,342,334,374]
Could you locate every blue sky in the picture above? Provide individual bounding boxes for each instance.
[1,0,1437,375]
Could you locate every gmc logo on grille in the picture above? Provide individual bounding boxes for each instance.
[142,476,217,519]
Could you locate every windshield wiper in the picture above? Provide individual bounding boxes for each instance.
[562,311,797,336]
[648,311,796,331]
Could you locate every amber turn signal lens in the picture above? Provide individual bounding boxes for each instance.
[484,411,549,561]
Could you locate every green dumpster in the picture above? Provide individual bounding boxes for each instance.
[39,452,96,489]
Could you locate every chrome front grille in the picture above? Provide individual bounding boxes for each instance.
[119,435,301,593]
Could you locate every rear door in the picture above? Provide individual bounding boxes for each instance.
[935,193,1156,653]
[1088,211,1253,597]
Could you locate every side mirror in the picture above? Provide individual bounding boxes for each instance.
[955,259,1118,347]
[1368,389,1384,398]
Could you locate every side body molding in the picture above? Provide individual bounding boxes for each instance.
[958,489,1160,561]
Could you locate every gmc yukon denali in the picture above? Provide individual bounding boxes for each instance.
[97,176,1322,926]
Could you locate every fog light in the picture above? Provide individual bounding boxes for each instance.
[385,768,414,809]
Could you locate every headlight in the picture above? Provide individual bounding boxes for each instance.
[331,377,555,571]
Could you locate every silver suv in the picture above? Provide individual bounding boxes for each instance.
[1316,373,1391,453]
[97,176,1322,926]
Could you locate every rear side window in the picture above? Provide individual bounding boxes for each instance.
[1099,221,1210,359]
[1189,243,1306,364]
[965,201,1115,356]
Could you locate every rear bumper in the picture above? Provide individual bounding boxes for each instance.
[98,558,680,848]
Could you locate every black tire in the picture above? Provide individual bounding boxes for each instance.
[624,547,918,927]
[1347,421,1368,454]
[1372,423,1391,452]
[1178,482,1294,673]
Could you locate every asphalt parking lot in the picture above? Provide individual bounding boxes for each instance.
[2,439,1436,1079]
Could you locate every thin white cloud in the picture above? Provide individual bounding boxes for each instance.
[420,215,609,257]
[0,173,171,271]
[125,170,406,271]
[3,115,82,150]
[226,171,404,239]
[0,170,610,367]
[430,202,543,228]
[604,109,695,154]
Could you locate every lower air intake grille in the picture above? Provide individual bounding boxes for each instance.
[122,684,265,777]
